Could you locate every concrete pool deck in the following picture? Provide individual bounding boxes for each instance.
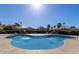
[0,34,79,54]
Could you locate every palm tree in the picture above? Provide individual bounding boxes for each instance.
[47,24,50,33]
[14,22,21,26]
[57,23,62,29]
[53,25,56,29]
[0,21,2,30]
[63,22,65,28]
[51,27,53,30]
[20,21,22,26]
[0,21,2,26]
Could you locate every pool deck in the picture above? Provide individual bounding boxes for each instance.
[0,34,79,54]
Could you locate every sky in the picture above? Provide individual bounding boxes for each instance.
[0,4,79,28]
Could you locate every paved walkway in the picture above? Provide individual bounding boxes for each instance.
[0,34,79,54]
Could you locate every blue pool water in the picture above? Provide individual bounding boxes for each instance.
[11,35,73,50]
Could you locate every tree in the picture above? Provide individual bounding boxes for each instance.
[3,25,13,30]
[51,27,53,30]
[63,22,65,28]
[20,21,22,26]
[53,25,56,29]
[70,26,76,28]
[38,26,45,30]
[57,23,62,28]
[14,22,21,26]
[0,21,2,25]
[47,24,51,33]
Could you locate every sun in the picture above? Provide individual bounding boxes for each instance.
[32,4,41,8]
[32,4,42,10]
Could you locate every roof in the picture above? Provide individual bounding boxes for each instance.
[16,26,28,29]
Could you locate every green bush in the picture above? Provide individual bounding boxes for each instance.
[0,29,6,34]
[55,29,79,35]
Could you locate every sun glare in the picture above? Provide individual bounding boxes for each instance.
[32,4,42,10]
[32,4,41,8]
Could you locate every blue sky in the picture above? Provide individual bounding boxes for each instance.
[0,4,79,28]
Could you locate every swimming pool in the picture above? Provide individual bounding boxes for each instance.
[11,34,73,50]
